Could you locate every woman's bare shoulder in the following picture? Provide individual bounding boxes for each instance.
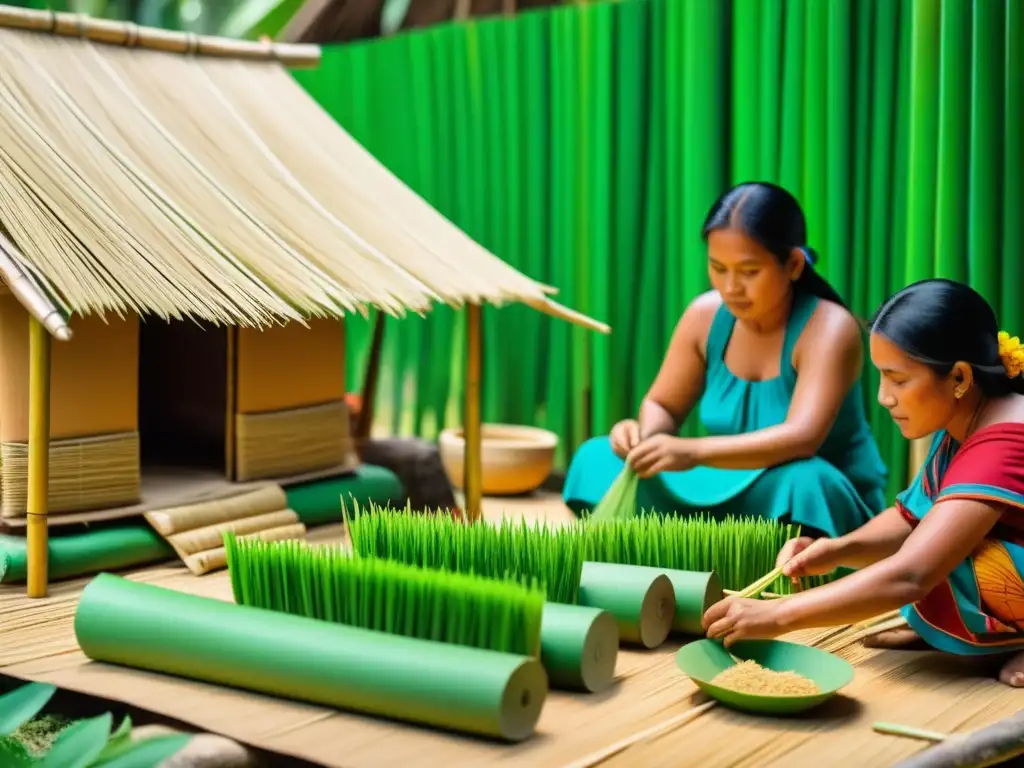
[804,299,863,349]
[680,290,722,328]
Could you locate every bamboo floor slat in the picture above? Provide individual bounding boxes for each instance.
[1,499,1020,767]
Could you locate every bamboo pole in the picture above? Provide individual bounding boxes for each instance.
[0,6,321,68]
[463,304,483,522]
[26,314,52,598]
[0,231,72,342]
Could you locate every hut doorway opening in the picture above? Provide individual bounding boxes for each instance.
[138,319,228,474]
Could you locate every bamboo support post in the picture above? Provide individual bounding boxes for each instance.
[26,315,52,598]
[463,303,483,522]
[0,6,321,68]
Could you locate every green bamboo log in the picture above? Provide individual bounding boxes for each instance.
[905,0,940,286]
[933,0,971,284]
[577,561,675,649]
[540,602,619,693]
[967,0,1005,316]
[757,0,783,182]
[1003,1,1024,337]
[802,0,828,258]
[778,0,805,200]
[76,574,549,742]
[731,0,761,184]
[825,0,852,300]
[848,0,874,315]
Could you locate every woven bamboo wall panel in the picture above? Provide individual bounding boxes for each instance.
[0,431,141,518]
[234,400,356,481]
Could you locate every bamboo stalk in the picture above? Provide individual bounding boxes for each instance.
[0,230,72,341]
[463,303,483,522]
[873,722,948,744]
[0,7,321,68]
[26,314,52,598]
[735,565,786,599]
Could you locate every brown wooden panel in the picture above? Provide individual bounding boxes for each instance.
[0,295,138,442]
[236,319,344,414]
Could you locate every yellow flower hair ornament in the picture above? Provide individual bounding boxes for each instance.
[998,331,1024,379]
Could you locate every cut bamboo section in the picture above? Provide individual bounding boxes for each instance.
[234,401,357,482]
[183,523,307,576]
[143,485,304,576]
[1,432,140,518]
[145,485,287,536]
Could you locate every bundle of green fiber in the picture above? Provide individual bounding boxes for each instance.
[224,533,544,657]
[582,515,833,593]
[587,467,640,522]
[346,502,585,604]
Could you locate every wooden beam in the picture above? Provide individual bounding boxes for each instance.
[26,314,52,598]
[463,304,483,522]
[0,6,321,67]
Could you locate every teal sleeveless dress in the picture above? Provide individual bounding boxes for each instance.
[563,293,888,537]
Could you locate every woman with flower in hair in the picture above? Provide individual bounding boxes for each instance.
[563,182,887,538]
[703,278,1024,687]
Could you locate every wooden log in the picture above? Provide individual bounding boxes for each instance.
[893,711,1024,768]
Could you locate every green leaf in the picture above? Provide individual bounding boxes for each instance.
[0,736,36,768]
[93,716,133,763]
[38,713,112,768]
[90,734,191,768]
[217,0,306,41]
[0,683,57,737]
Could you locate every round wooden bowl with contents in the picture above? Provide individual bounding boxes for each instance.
[439,423,558,496]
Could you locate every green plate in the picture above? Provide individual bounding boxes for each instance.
[675,639,854,715]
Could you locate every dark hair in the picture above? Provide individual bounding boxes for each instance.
[871,279,1024,397]
[701,181,847,308]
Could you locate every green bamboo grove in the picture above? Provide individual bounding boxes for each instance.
[293,0,1022,500]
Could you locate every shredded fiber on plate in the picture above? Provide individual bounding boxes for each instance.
[710,660,820,696]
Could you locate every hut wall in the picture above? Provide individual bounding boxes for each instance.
[0,294,140,518]
[232,318,357,481]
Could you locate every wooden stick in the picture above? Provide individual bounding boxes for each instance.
[561,701,717,768]
[892,711,1024,768]
[0,6,321,68]
[735,565,787,599]
[26,314,52,598]
[463,303,483,522]
[873,722,948,744]
[355,313,387,442]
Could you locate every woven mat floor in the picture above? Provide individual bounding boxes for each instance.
[1,499,1020,767]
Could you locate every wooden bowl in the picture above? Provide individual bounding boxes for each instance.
[438,423,558,496]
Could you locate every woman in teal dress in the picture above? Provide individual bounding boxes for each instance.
[704,279,1024,687]
[563,182,887,538]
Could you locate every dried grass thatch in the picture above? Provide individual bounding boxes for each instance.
[0,18,607,334]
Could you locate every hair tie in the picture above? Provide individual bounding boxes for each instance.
[800,246,816,268]
[998,331,1024,379]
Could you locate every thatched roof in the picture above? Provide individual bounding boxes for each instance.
[0,6,608,340]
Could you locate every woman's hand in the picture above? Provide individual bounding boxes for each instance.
[702,597,787,647]
[777,537,841,589]
[609,419,642,458]
[626,435,700,478]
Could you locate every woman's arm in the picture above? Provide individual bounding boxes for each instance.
[705,497,1003,643]
[638,295,715,438]
[777,497,1003,629]
[819,507,915,570]
[690,304,864,470]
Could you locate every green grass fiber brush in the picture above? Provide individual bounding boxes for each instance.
[75,573,548,742]
[224,533,544,657]
[588,467,640,522]
[345,502,586,604]
[229,528,619,694]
